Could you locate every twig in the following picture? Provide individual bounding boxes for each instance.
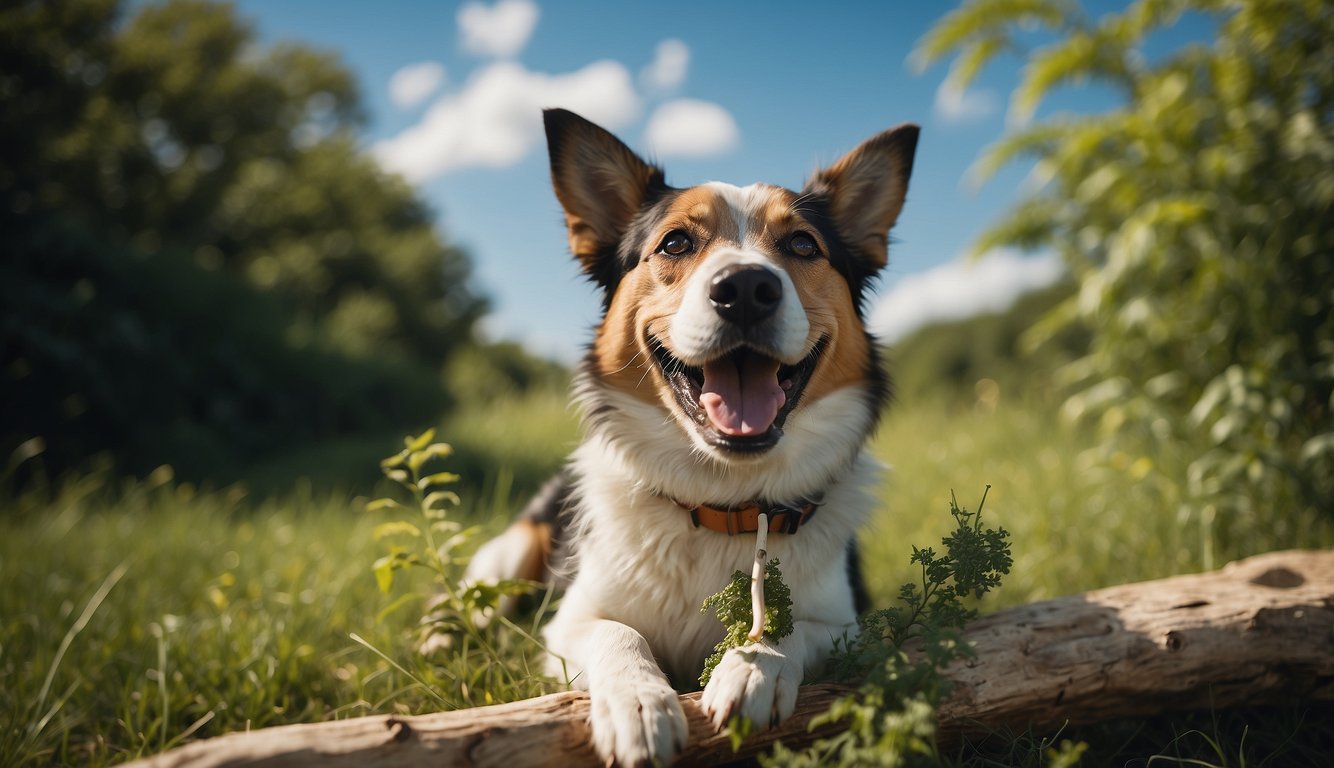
[747,513,769,642]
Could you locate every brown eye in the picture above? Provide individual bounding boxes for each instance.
[659,230,693,256]
[787,232,819,258]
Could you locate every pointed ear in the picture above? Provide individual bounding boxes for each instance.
[803,124,919,272]
[543,109,665,276]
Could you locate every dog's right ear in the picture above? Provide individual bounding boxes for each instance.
[544,109,665,281]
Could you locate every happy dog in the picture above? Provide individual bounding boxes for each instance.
[464,108,918,765]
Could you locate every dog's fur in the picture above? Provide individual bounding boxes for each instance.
[464,109,918,766]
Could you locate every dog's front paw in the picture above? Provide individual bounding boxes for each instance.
[589,675,688,767]
[699,642,802,732]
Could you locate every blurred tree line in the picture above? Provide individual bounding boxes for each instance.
[0,0,504,486]
[887,281,1090,406]
[918,0,1332,531]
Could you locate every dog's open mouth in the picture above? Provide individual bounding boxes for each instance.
[650,337,826,453]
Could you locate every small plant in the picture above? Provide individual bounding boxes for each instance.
[764,486,1015,766]
[699,559,794,687]
[365,428,552,707]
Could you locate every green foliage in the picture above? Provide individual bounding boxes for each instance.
[0,0,484,486]
[366,429,553,705]
[369,428,472,594]
[698,560,794,687]
[768,490,1012,767]
[0,218,443,484]
[915,0,1334,544]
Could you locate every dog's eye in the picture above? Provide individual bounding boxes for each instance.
[787,232,819,259]
[658,230,693,257]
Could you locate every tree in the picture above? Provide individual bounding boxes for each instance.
[915,0,1333,544]
[1,0,484,484]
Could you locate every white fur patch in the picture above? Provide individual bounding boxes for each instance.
[541,376,881,763]
[668,183,811,364]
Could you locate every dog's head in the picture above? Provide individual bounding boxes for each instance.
[545,108,917,466]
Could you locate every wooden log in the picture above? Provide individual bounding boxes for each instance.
[129,549,1334,767]
[934,547,1334,739]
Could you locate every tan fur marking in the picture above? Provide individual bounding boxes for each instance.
[744,187,869,401]
[592,187,747,403]
[513,519,553,583]
[663,187,741,247]
[592,183,871,416]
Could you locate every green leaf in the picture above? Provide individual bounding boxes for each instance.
[373,521,421,540]
[403,428,437,453]
[417,471,460,490]
[1013,34,1097,124]
[424,490,461,509]
[372,555,396,593]
[379,450,410,470]
[727,715,752,752]
[364,498,403,513]
[911,0,1071,72]
[408,443,454,472]
[375,591,423,624]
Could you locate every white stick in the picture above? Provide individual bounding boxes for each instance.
[747,513,769,642]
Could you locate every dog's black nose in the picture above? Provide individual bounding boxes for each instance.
[709,264,782,327]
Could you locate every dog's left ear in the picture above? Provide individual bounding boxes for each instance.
[803,124,919,272]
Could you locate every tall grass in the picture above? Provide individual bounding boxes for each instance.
[864,389,1333,610]
[0,459,554,766]
[2,381,1330,766]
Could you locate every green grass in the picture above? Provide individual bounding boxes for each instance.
[865,390,1333,609]
[0,461,554,766]
[2,384,1331,766]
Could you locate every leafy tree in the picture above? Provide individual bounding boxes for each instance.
[916,0,1333,544]
[1,0,484,484]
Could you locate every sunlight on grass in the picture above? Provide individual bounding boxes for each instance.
[3,390,1330,766]
[864,394,1334,609]
[0,462,551,766]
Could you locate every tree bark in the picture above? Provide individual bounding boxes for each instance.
[129,549,1334,767]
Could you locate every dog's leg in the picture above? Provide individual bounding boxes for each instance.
[460,470,571,614]
[546,611,688,766]
[699,619,845,732]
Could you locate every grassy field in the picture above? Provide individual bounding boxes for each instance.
[2,380,1331,766]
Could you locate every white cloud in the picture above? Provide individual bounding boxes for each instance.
[458,0,540,59]
[388,62,446,109]
[870,249,1066,343]
[373,60,641,182]
[640,39,690,92]
[933,79,999,124]
[643,99,740,158]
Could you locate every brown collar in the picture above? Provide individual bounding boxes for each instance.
[671,498,820,535]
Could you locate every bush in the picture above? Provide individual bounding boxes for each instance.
[916,0,1334,542]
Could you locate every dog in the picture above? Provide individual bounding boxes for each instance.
[463,108,918,766]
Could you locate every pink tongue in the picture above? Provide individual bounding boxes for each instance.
[699,351,786,436]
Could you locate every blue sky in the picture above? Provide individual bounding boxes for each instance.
[231,0,1203,362]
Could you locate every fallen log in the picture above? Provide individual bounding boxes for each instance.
[130,549,1334,767]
